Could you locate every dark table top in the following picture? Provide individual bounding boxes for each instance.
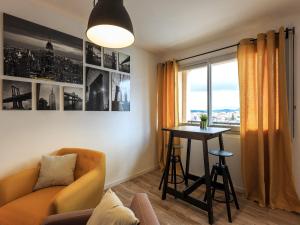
[162,126,230,135]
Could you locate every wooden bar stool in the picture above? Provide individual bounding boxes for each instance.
[205,149,239,223]
[159,144,185,194]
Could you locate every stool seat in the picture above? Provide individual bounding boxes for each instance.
[209,149,233,157]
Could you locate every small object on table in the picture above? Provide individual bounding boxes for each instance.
[161,126,230,225]
[200,114,208,129]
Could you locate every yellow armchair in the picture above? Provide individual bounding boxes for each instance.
[0,166,39,207]
[0,148,106,225]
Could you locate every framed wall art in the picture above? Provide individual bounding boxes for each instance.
[85,67,109,111]
[36,83,60,110]
[111,72,130,111]
[3,14,83,84]
[64,87,83,111]
[2,79,32,110]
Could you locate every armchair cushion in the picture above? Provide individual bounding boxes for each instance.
[34,154,77,190]
[0,186,64,225]
[86,189,139,225]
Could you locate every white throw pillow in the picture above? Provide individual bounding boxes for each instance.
[33,154,77,190]
[87,189,139,225]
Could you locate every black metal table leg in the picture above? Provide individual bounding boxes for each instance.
[162,131,174,200]
[202,139,213,224]
[204,166,216,202]
[185,138,191,186]
[173,152,177,198]
[158,167,166,190]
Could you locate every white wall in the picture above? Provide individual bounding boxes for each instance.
[164,13,300,194]
[0,0,159,187]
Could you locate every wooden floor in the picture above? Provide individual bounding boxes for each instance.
[112,169,300,225]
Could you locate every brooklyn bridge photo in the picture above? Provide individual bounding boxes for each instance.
[2,80,32,110]
[3,14,83,84]
[64,87,83,111]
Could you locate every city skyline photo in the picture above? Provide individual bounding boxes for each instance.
[3,14,83,84]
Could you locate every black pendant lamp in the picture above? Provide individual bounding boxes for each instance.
[86,0,134,48]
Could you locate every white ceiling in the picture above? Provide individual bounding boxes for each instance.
[37,0,300,54]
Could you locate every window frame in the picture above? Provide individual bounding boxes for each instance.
[180,52,240,133]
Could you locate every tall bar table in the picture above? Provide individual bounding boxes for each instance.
[161,126,230,224]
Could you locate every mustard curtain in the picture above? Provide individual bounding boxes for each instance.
[238,27,300,211]
[156,60,180,169]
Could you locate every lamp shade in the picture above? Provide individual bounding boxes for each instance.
[87,0,134,48]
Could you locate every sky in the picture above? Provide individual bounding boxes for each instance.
[187,59,240,111]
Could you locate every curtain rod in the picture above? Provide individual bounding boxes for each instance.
[176,27,295,63]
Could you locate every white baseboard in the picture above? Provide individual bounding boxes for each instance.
[105,164,159,189]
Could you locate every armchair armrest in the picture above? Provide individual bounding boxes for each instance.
[50,169,105,214]
[42,209,93,225]
[130,193,160,225]
[0,167,39,206]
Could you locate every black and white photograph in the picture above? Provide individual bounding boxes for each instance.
[64,87,83,111]
[118,52,130,73]
[36,83,60,110]
[85,41,102,67]
[85,67,109,111]
[103,48,117,70]
[3,13,83,84]
[2,79,32,110]
[111,72,130,111]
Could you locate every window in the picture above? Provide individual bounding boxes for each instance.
[186,66,208,120]
[211,59,240,125]
[181,54,240,127]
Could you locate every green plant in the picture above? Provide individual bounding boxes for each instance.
[200,114,208,121]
